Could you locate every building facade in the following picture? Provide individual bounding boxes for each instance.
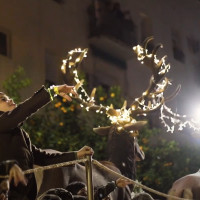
[0,0,200,124]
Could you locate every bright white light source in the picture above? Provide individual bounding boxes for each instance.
[192,106,200,123]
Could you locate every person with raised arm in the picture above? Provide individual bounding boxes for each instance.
[0,85,94,200]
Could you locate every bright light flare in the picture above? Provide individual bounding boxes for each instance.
[192,105,200,123]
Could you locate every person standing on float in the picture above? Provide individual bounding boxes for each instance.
[0,85,94,200]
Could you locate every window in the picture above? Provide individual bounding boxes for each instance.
[88,1,137,46]
[91,46,127,69]
[171,29,185,63]
[0,30,11,57]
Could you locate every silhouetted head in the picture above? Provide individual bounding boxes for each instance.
[44,188,73,200]
[66,181,87,196]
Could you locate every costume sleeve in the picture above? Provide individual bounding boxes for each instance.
[94,181,117,200]
[0,86,51,132]
[32,145,77,166]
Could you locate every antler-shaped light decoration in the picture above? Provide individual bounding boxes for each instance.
[60,38,172,136]
[130,37,170,118]
[60,38,200,134]
[131,38,200,133]
[61,48,147,136]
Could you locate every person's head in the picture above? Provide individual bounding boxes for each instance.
[0,92,16,112]
[45,188,73,200]
[66,181,87,196]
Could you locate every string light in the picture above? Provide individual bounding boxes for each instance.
[60,45,200,135]
[160,104,200,133]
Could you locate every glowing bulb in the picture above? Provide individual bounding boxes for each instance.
[76,58,80,62]
[142,92,147,96]
[117,127,122,131]
[61,65,65,70]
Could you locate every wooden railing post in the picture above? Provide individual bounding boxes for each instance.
[85,155,94,200]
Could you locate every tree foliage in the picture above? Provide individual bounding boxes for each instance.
[137,127,200,197]
[2,66,31,103]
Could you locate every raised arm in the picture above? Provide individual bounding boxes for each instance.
[0,86,51,132]
[32,145,94,166]
[0,84,77,133]
[32,146,77,166]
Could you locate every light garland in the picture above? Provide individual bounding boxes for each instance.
[60,45,169,132]
[131,44,169,115]
[133,43,200,133]
[60,48,139,131]
[160,104,200,133]
[60,43,200,134]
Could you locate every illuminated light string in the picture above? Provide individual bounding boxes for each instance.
[160,104,200,133]
[61,46,170,129]
[60,48,137,128]
[132,46,169,112]
[61,48,90,103]
[60,46,200,133]
[61,48,107,112]
[133,44,200,133]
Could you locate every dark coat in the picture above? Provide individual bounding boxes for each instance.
[0,87,77,200]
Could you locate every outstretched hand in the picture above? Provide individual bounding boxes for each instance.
[56,84,78,101]
[9,164,27,187]
[77,146,94,159]
[0,164,27,200]
[116,178,132,188]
